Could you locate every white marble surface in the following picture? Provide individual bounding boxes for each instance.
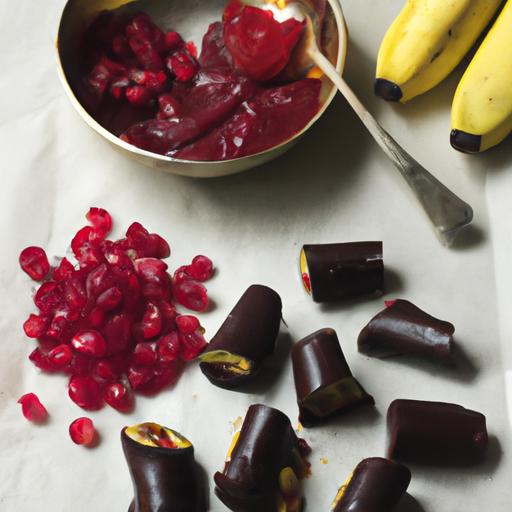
[0,0,511,511]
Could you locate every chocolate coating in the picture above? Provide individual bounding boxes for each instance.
[387,399,488,465]
[214,404,304,511]
[332,457,411,512]
[121,429,205,512]
[358,299,454,360]
[302,242,383,303]
[200,284,282,389]
[291,328,374,427]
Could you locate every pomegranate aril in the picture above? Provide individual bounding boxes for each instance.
[180,331,208,361]
[167,50,199,82]
[142,302,162,339]
[64,277,87,309]
[68,376,104,410]
[29,348,57,373]
[144,71,168,93]
[385,300,397,308]
[173,265,192,284]
[34,281,62,314]
[176,315,200,335]
[53,257,75,281]
[104,383,133,412]
[165,31,183,51]
[48,344,73,367]
[23,314,47,338]
[18,393,48,423]
[71,330,108,358]
[112,34,131,57]
[86,207,113,241]
[128,365,153,390]
[158,94,181,118]
[186,41,198,58]
[148,234,170,258]
[88,306,106,328]
[67,354,92,377]
[133,342,158,365]
[94,359,119,381]
[137,362,180,395]
[126,85,153,105]
[174,279,209,312]
[157,332,181,362]
[128,68,147,84]
[46,314,69,342]
[69,417,96,446]
[86,263,114,297]
[19,246,50,281]
[103,313,133,354]
[128,35,163,71]
[96,286,123,311]
[189,255,214,281]
[135,258,171,300]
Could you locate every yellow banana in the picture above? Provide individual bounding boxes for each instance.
[451,0,512,152]
[375,0,503,103]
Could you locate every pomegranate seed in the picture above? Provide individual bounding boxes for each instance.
[142,302,162,339]
[93,359,119,381]
[71,330,108,358]
[53,258,75,281]
[133,342,158,365]
[144,71,168,93]
[112,34,131,56]
[157,332,181,362]
[158,93,181,118]
[68,376,104,410]
[86,207,112,241]
[173,265,192,284]
[148,234,170,258]
[69,417,96,446]
[176,315,200,335]
[186,41,198,58]
[167,51,198,82]
[165,31,183,51]
[86,263,114,297]
[189,255,214,281]
[34,281,62,314]
[137,362,180,395]
[88,306,106,327]
[18,393,48,423]
[97,286,123,311]
[135,258,171,300]
[129,68,147,84]
[46,314,69,341]
[19,246,50,281]
[67,353,92,377]
[64,277,87,309]
[48,344,73,367]
[385,300,397,308]
[23,314,47,338]
[104,383,133,412]
[128,365,153,390]
[180,331,208,361]
[174,279,209,312]
[126,85,153,105]
[29,348,58,373]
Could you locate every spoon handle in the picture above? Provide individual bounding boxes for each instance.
[310,48,473,247]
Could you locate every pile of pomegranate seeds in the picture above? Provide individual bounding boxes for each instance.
[19,208,214,412]
[86,12,199,110]
[69,417,97,446]
[17,393,48,423]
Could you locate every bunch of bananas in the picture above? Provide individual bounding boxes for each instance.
[374,0,512,154]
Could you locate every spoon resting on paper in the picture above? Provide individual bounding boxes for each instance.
[240,0,473,247]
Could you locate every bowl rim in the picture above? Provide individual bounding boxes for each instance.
[55,0,348,167]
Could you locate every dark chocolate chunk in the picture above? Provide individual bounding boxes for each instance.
[332,457,411,512]
[214,404,309,511]
[358,299,454,360]
[291,328,374,427]
[300,242,384,303]
[199,285,282,389]
[121,424,206,512]
[387,399,488,465]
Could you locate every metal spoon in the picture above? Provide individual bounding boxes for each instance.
[244,0,474,247]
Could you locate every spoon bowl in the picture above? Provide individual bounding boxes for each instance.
[56,0,347,177]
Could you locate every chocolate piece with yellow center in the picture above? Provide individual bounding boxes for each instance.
[300,242,383,303]
[121,422,206,512]
[214,404,310,511]
[292,328,374,427]
[200,284,282,389]
[331,457,411,512]
[358,299,454,361]
[387,399,488,465]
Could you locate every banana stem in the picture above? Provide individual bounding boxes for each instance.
[308,46,474,247]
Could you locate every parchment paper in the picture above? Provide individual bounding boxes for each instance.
[0,1,510,511]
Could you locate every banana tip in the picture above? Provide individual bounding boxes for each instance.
[450,130,482,154]
[374,79,403,102]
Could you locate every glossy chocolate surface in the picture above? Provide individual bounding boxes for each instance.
[303,242,383,303]
[200,284,282,388]
[121,428,205,512]
[358,299,454,360]
[387,399,488,465]
[214,404,303,511]
[332,457,411,512]
[291,328,374,427]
